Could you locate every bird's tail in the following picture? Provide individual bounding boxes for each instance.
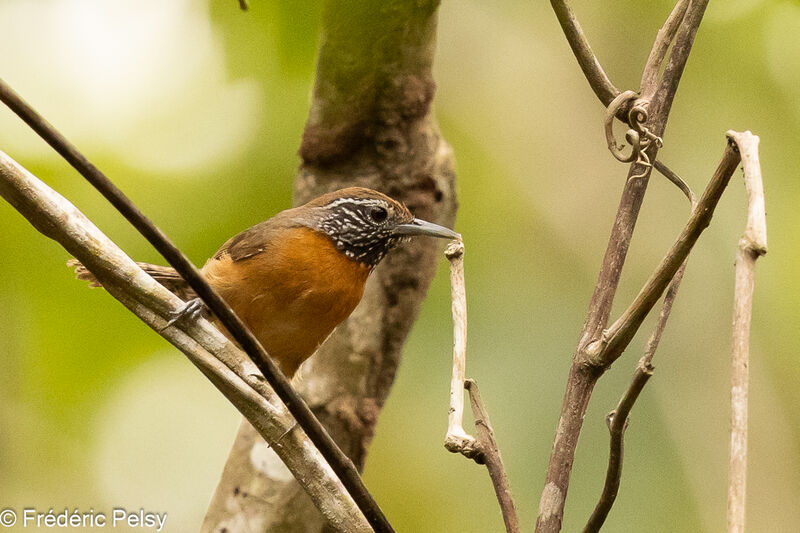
[67,259,197,300]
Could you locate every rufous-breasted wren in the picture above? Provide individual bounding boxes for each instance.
[72,187,459,377]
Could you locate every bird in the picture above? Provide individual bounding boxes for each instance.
[71,187,459,377]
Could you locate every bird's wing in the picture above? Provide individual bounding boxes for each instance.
[213,219,278,262]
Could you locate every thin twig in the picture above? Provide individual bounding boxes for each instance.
[465,379,521,533]
[583,359,652,533]
[0,150,371,532]
[640,0,690,98]
[443,241,480,457]
[238,0,249,11]
[600,140,740,365]
[726,130,766,533]
[550,0,620,107]
[442,241,521,533]
[585,159,697,532]
[0,78,393,533]
[654,159,697,206]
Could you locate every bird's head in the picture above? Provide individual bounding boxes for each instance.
[302,187,459,266]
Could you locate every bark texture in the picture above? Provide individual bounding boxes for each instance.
[203,1,457,530]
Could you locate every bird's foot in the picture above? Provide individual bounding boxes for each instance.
[161,298,207,331]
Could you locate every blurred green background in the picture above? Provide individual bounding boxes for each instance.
[0,0,797,531]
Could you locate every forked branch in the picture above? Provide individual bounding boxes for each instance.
[600,140,741,365]
[585,159,698,531]
[536,2,710,531]
[640,0,690,98]
[443,241,521,533]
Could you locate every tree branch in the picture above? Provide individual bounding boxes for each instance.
[536,2,710,531]
[0,78,392,533]
[444,242,480,457]
[549,0,620,107]
[465,379,521,533]
[585,159,698,532]
[583,358,652,533]
[0,150,371,532]
[640,0,690,99]
[654,160,697,206]
[726,131,766,533]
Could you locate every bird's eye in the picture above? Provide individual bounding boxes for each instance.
[369,207,388,223]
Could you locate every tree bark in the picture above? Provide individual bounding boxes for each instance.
[203,1,457,530]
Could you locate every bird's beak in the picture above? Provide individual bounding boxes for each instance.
[394,218,461,240]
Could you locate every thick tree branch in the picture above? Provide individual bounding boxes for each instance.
[0,150,371,532]
[726,131,766,533]
[536,2,709,531]
[204,1,458,530]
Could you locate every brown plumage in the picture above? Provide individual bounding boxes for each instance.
[70,187,459,377]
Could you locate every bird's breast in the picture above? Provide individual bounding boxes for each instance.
[202,227,371,376]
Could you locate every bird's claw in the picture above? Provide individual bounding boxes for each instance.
[161,298,207,331]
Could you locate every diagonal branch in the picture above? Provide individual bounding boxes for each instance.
[465,379,521,533]
[205,2,458,530]
[582,357,652,533]
[0,150,371,532]
[654,160,697,206]
[600,140,741,365]
[549,0,620,107]
[0,78,393,533]
[726,130,766,533]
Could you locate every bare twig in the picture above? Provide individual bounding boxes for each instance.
[0,150,371,532]
[549,0,620,107]
[442,241,520,533]
[583,359,652,533]
[585,159,697,532]
[640,0,690,98]
[600,140,741,365]
[536,3,710,531]
[654,159,697,206]
[0,78,392,533]
[443,240,480,457]
[465,379,521,533]
[726,130,766,533]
